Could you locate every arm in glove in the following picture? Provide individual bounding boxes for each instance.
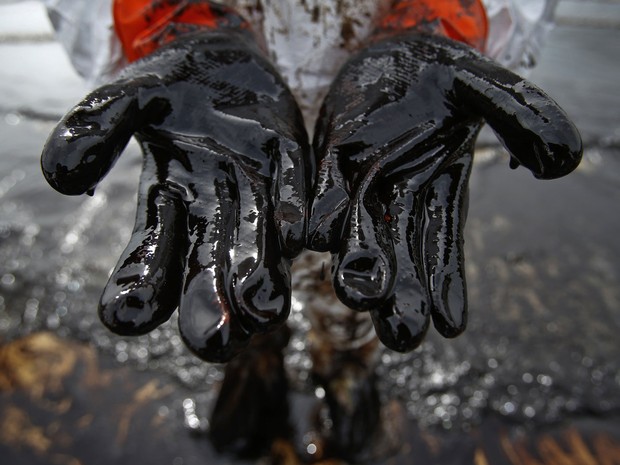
[307,32,582,352]
[41,29,312,363]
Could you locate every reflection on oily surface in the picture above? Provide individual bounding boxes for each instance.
[1,333,619,465]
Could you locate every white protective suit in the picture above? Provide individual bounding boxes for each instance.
[42,0,558,121]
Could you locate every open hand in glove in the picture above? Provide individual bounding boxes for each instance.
[41,24,311,363]
[307,4,582,352]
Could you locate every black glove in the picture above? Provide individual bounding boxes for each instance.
[41,29,312,362]
[308,32,582,352]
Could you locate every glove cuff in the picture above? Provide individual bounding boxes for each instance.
[377,0,488,51]
[113,0,251,62]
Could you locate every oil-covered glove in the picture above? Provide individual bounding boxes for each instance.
[307,31,582,353]
[41,28,311,363]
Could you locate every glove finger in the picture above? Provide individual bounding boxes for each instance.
[41,76,159,195]
[274,129,313,258]
[230,163,291,333]
[329,127,471,312]
[178,166,250,363]
[99,161,188,334]
[454,53,582,179]
[333,187,396,311]
[307,145,350,252]
[423,153,473,338]
[370,177,430,352]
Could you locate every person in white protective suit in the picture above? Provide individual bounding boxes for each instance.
[40,0,582,460]
[43,0,559,117]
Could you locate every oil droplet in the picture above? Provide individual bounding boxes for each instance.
[1,273,15,287]
[4,113,21,126]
